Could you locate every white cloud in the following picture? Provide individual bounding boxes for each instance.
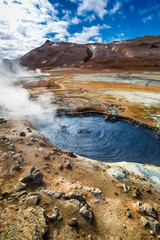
[0,0,69,59]
[94,36,103,43]
[84,14,96,23]
[102,24,111,29]
[109,2,121,14]
[68,26,100,43]
[77,0,108,19]
[71,17,81,25]
[142,15,152,23]
[117,33,124,38]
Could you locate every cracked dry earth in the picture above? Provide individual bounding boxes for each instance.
[0,117,160,240]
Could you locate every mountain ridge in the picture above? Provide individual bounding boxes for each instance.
[14,35,160,70]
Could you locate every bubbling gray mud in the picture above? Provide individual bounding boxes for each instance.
[38,115,160,165]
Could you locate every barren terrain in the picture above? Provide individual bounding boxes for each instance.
[0,35,160,239]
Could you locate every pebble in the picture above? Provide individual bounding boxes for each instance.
[123,184,130,193]
[146,189,152,194]
[27,128,32,133]
[66,162,72,169]
[59,165,63,170]
[127,211,132,218]
[88,235,93,240]
[43,155,50,160]
[69,218,78,226]
[137,201,143,207]
[133,188,141,198]
[20,132,26,137]
[150,230,154,235]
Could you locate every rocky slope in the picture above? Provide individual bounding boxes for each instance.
[0,117,160,240]
[19,36,160,70]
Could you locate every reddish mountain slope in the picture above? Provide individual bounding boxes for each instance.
[20,36,160,70]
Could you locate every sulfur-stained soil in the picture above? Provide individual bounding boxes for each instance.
[24,68,160,129]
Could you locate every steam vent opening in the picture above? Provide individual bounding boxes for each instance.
[38,115,160,165]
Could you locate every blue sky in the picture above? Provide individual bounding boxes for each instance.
[0,0,160,59]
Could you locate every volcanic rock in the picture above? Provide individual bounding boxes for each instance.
[80,205,93,222]
[140,203,157,219]
[48,207,63,222]
[20,166,43,184]
[69,190,86,203]
[69,218,78,226]
[149,217,160,232]
[141,216,149,227]
[91,188,105,200]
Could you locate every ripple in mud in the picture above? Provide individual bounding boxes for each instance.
[38,115,160,165]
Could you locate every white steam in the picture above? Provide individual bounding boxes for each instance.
[0,60,56,127]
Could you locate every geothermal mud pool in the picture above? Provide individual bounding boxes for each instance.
[38,115,160,165]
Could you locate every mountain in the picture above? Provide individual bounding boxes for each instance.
[20,35,160,70]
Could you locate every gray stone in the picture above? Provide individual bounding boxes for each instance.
[69,218,78,226]
[80,205,93,222]
[66,162,72,169]
[127,211,132,218]
[53,191,64,199]
[14,183,27,192]
[70,190,86,203]
[27,128,32,132]
[13,154,23,163]
[141,203,157,219]
[57,213,63,222]
[137,201,143,207]
[27,195,40,206]
[141,216,148,227]
[43,155,50,160]
[59,164,63,170]
[8,143,15,151]
[10,163,21,173]
[149,217,160,232]
[133,188,141,198]
[69,199,81,208]
[0,118,7,124]
[88,235,94,240]
[41,189,64,199]
[20,166,43,185]
[47,207,63,222]
[16,190,27,198]
[91,188,105,200]
[150,230,154,235]
[20,131,26,137]
[31,206,48,236]
[48,213,57,221]
[123,184,130,193]
[68,151,76,158]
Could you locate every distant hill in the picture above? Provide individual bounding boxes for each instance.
[19,35,160,70]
